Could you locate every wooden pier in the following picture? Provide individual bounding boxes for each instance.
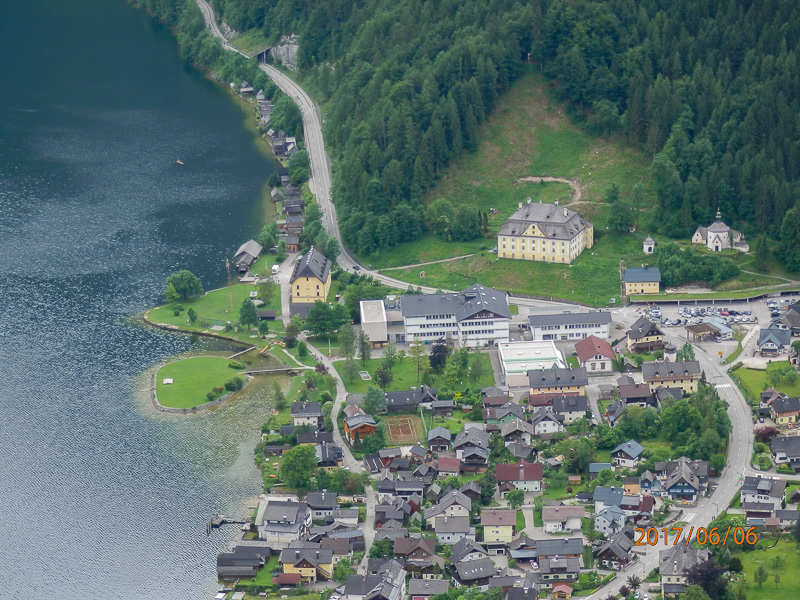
[205,514,250,535]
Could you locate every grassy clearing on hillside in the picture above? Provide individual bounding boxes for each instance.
[363,68,656,270]
[383,232,643,306]
[228,29,271,56]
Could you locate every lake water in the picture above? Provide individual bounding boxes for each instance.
[0,0,279,597]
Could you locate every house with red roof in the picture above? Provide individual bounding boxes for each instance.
[495,460,543,493]
[575,335,615,373]
[437,457,462,477]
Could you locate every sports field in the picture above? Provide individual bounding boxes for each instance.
[384,414,425,446]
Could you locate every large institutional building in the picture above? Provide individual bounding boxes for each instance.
[497,199,594,264]
[400,284,512,347]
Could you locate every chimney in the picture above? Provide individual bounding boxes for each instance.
[518,202,523,209]
[527,197,532,204]
[564,207,568,218]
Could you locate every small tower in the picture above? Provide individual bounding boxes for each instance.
[643,236,655,254]
[715,208,722,221]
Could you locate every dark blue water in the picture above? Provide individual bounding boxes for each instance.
[0,1,278,597]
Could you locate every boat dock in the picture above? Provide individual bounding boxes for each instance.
[206,514,250,535]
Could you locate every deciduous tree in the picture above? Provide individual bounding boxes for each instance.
[166,270,203,301]
[279,445,318,489]
[239,298,258,327]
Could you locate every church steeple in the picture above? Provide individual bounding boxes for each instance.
[715,208,722,221]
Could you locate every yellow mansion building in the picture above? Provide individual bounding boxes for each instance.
[497,199,594,264]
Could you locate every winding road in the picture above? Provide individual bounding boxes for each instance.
[194,3,766,593]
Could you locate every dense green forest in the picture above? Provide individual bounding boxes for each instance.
[139,0,800,269]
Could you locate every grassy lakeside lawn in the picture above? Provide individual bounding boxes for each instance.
[333,353,495,394]
[145,283,283,345]
[732,361,800,401]
[381,232,643,306]
[360,67,657,270]
[156,356,245,408]
[737,539,800,600]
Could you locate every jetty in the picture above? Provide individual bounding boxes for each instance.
[205,513,250,535]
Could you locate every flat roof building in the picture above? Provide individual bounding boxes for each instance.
[498,341,565,387]
[360,300,388,344]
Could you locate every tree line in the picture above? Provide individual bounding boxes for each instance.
[143,0,800,269]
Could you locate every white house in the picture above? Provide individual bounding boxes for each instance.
[542,506,585,533]
[528,310,612,342]
[401,284,511,347]
[612,440,645,469]
[741,476,786,512]
[530,407,564,436]
[594,506,626,536]
[575,335,615,373]
[495,460,544,493]
[434,515,475,545]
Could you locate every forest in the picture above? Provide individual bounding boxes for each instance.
[139,0,800,269]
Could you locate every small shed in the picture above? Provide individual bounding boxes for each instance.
[568,475,582,486]
[257,310,276,321]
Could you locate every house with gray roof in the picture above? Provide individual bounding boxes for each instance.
[497,199,594,265]
[528,365,589,396]
[626,316,665,352]
[771,434,800,470]
[451,538,489,563]
[593,486,624,512]
[434,515,475,544]
[427,426,452,453]
[535,537,583,560]
[623,266,661,295]
[528,310,612,341]
[589,463,614,479]
[452,556,496,589]
[234,239,263,272]
[594,505,626,535]
[453,428,491,458]
[612,440,645,469]
[659,545,709,597]
[400,284,511,347]
[550,395,589,424]
[595,528,634,568]
[758,326,792,356]
[385,385,437,412]
[255,499,310,547]
[642,360,701,395]
[409,579,450,600]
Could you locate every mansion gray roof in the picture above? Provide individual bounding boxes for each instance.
[291,401,323,417]
[499,202,592,241]
[551,395,589,414]
[624,266,661,283]
[528,310,611,328]
[528,365,589,388]
[400,284,511,321]
[408,579,450,597]
[290,246,331,284]
[771,435,800,460]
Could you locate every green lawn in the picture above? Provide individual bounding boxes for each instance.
[732,362,800,400]
[566,356,579,368]
[333,353,495,394]
[228,29,271,56]
[516,509,526,534]
[361,67,658,274]
[737,539,800,600]
[156,356,245,409]
[234,554,279,586]
[433,411,478,435]
[145,283,283,345]
[380,232,644,306]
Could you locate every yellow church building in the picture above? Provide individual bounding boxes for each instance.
[497,199,593,264]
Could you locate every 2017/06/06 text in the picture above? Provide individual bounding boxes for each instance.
[634,526,758,546]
